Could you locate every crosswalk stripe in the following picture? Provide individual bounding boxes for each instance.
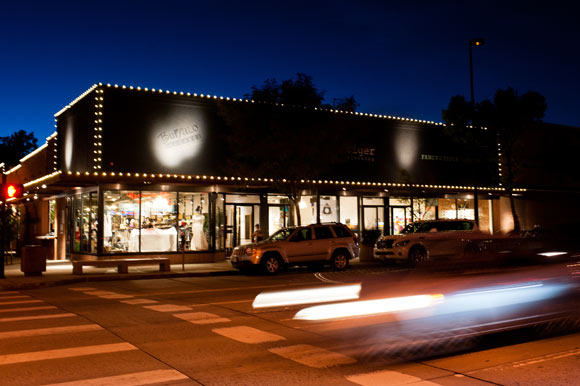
[0,324,102,340]
[0,343,137,365]
[0,313,76,323]
[174,312,230,325]
[68,288,97,291]
[269,344,356,368]
[83,291,133,299]
[142,304,191,312]
[0,295,30,300]
[0,306,57,313]
[213,326,285,344]
[120,299,157,305]
[40,369,190,386]
[0,299,43,306]
[346,370,441,385]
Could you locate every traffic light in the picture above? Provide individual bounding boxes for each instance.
[1,183,24,200]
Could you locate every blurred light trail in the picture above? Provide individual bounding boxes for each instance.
[293,294,444,321]
[252,284,361,309]
[538,252,567,257]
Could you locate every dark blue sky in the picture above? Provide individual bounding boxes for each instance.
[1,1,578,141]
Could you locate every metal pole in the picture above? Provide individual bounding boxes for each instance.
[0,171,6,279]
[469,42,475,105]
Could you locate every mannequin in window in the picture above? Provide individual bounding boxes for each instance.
[191,206,208,250]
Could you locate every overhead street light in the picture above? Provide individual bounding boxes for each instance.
[469,38,485,105]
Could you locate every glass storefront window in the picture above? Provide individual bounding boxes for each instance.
[269,205,288,236]
[139,192,178,252]
[49,199,56,234]
[73,195,81,252]
[389,197,411,206]
[457,198,475,220]
[339,196,358,231]
[226,194,260,204]
[215,194,226,251]
[104,190,139,253]
[478,199,493,233]
[363,197,384,206]
[298,195,317,225]
[178,193,209,251]
[439,198,457,219]
[320,196,338,223]
[413,198,437,221]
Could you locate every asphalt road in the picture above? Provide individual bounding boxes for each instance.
[2,263,580,386]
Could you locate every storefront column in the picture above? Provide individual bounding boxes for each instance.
[474,187,479,226]
[259,193,268,237]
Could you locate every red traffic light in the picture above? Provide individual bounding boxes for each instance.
[2,183,24,200]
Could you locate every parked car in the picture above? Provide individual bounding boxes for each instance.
[230,223,360,274]
[375,219,490,266]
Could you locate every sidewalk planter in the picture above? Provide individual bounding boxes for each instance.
[20,245,47,276]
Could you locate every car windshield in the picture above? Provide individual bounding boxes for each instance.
[267,228,294,241]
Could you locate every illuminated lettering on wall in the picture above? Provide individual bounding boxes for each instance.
[151,109,205,168]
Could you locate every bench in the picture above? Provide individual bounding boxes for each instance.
[72,258,171,275]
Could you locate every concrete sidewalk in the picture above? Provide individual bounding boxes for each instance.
[0,257,241,291]
[0,257,378,291]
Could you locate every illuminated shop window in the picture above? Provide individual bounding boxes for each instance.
[103,190,139,253]
[73,192,98,254]
[298,195,317,225]
[320,196,338,223]
[178,193,209,251]
[413,198,437,221]
[339,196,358,231]
[139,192,178,252]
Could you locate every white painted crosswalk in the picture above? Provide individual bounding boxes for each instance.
[1,290,192,385]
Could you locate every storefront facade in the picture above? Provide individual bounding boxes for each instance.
[6,83,539,263]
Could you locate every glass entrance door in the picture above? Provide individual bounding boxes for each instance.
[225,204,256,254]
[391,206,412,235]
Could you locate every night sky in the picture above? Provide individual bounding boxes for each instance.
[1,1,578,142]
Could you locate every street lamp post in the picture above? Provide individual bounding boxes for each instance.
[469,38,484,227]
[469,38,485,105]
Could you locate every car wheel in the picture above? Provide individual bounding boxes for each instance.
[409,246,428,267]
[261,255,281,274]
[331,251,349,271]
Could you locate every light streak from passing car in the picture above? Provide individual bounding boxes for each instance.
[252,284,362,309]
[538,251,568,257]
[293,294,444,321]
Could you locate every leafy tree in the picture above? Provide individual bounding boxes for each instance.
[246,73,358,112]
[442,87,547,231]
[0,130,38,168]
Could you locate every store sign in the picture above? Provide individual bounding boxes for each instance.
[151,116,205,168]
[348,145,376,162]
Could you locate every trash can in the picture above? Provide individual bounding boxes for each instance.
[21,245,47,276]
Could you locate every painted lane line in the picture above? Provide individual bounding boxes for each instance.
[0,313,77,323]
[82,291,118,296]
[68,287,97,291]
[120,299,158,305]
[213,326,286,344]
[346,370,441,385]
[0,324,102,340]
[40,369,190,386]
[269,344,356,368]
[0,343,137,365]
[482,347,580,372]
[0,299,43,306]
[0,306,57,313]
[142,304,192,312]
[174,312,231,325]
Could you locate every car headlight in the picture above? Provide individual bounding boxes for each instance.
[245,247,253,255]
[395,240,410,247]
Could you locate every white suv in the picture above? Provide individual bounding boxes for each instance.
[375,219,488,265]
[231,223,360,274]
